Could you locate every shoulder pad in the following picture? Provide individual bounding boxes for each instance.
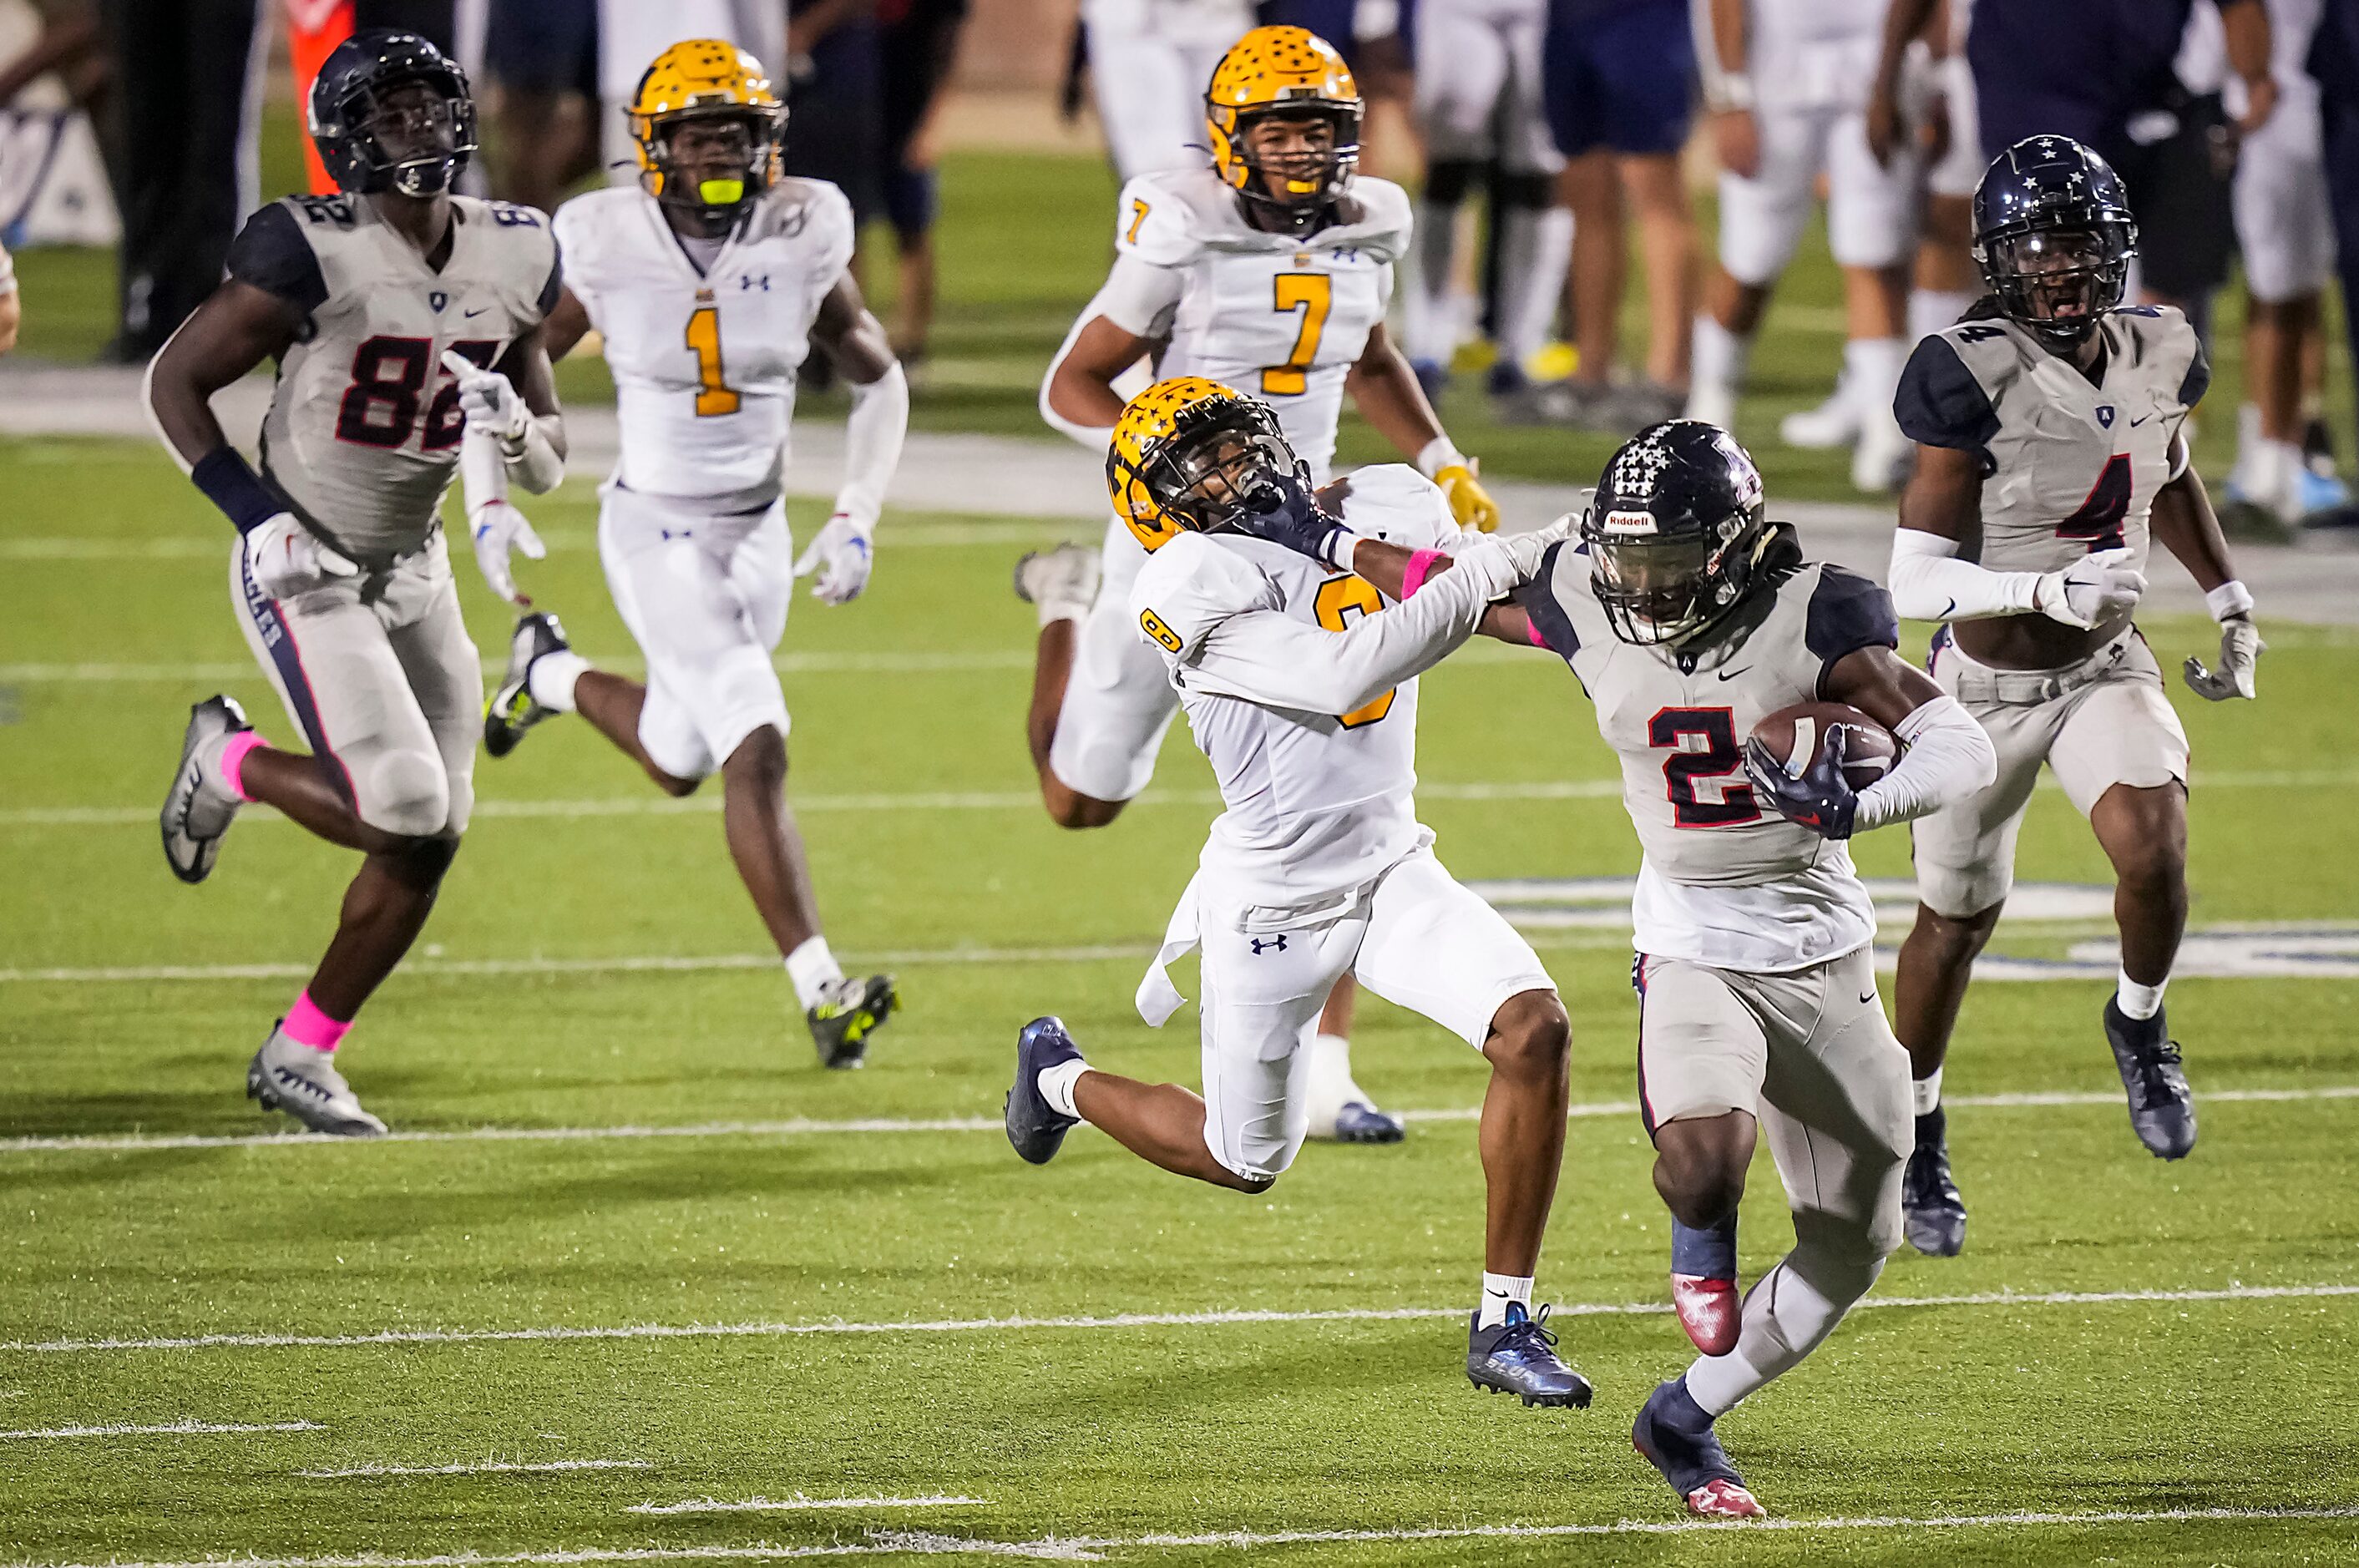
[764,178,857,270]
[1803,564,1899,689]
[1320,177,1411,262]
[1131,533,1278,660]
[469,197,549,230]
[1896,333,2003,453]
[225,202,328,314]
[1327,464,1455,546]
[281,192,359,230]
[2113,304,2210,409]
[1115,169,1227,267]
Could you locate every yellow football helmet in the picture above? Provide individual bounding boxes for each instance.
[1203,26,1362,230]
[627,39,784,215]
[1107,377,1309,553]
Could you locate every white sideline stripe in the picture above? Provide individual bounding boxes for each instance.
[300,1459,653,1479]
[3,1084,2351,1156]
[10,1505,2359,1566]
[0,521,1070,562]
[0,943,1167,985]
[628,1498,991,1517]
[6,1282,2353,1358]
[5,768,2347,830]
[0,650,1030,685]
[0,1419,323,1439]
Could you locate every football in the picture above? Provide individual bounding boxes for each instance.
[1750,701,1901,792]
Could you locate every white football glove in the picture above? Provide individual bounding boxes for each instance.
[2183,616,2263,701]
[246,512,359,598]
[469,498,546,607]
[440,349,529,443]
[792,512,876,605]
[2035,546,2146,630]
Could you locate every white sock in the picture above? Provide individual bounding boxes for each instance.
[1684,1245,1882,1414]
[1908,288,1972,342]
[784,935,845,1010]
[1495,204,1573,367]
[1037,1056,1090,1120]
[1034,596,1088,630]
[527,650,590,712]
[1690,314,1749,397]
[2117,969,2168,1022]
[1911,1066,1944,1118]
[1478,1272,1535,1329]
[2232,402,2264,468]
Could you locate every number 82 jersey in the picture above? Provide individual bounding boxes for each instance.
[553,180,857,508]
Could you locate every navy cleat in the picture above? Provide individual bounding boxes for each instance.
[1668,1215,1740,1355]
[2104,998,2196,1159]
[1006,1015,1084,1164]
[1466,1302,1593,1408]
[808,974,899,1070]
[484,612,571,760]
[1632,1377,1764,1519]
[1330,1101,1407,1144]
[1903,1105,1968,1256]
[160,695,251,885]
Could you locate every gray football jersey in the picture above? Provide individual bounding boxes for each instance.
[1895,306,2209,579]
[226,193,562,561]
[1516,534,1899,888]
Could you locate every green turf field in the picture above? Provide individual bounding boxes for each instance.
[2,423,2356,1565]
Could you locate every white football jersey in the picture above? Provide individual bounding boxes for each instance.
[225,193,560,560]
[1097,166,1412,481]
[1516,533,1901,973]
[1128,466,1461,904]
[1746,0,1887,110]
[554,180,855,508]
[1896,305,2209,582]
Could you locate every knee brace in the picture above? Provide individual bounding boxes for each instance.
[362,749,453,840]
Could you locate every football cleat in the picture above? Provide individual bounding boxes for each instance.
[1902,1105,1968,1257]
[2104,999,2195,1159]
[1011,543,1102,622]
[809,973,898,1070]
[1668,1215,1739,1355]
[1466,1302,1593,1409]
[1328,1101,1407,1144]
[247,1025,388,1137]
[2295,466,2351,518]
[1005,1014,1085,1165]
[161,695,251,885]
[484,611,571,760]
[1633,1377,1764,1519]
[1850,412,1911,494]
[1777,378,1859,449]
[1301,1036,1405,1145]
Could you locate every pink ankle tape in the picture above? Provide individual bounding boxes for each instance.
[219,731,266,802]
[283,991,351,1052]
[1400,549,1449,599]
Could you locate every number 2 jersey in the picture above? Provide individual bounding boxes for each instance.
[1129,466,1462,907]
[553,179,857,509]
[1894,305,2210,581]
[225,194,561,561]
[1060,165,1412,483]
[1516,531,1901,973]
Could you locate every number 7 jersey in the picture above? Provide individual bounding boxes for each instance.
[553,179,857,508]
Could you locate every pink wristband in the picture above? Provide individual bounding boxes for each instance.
[1399,549,1449,599]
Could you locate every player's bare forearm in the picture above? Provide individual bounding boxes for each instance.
[1823,644,1947,731]
[542,287,594,362]
[1345,323,1448,458]
[0,291,18,356]
[144,282,302,468]
[1898,443,1982,547]
[812,273,897,383]
[1046,315,1153,431]
[2150,464,2237,594]
[1349,538,1535,644]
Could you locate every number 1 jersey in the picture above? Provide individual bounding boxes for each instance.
[226,194,561,560]
[554,180,856,509]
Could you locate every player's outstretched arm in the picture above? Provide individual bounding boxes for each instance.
[1345,321,1500,531]
[1345,536,1536,645]
[1889,445,2144,629]
[2151,446,2263,700]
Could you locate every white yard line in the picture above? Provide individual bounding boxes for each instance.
[10,1504,2358,1566]
[4,1282,2352,1358]
[299,1459,653,1479]
[0,521,1069,562]
[0,1419,322,1440]
[0,650,1030,685]
[628,1499,991,1517]
[2,1084,2351,1157]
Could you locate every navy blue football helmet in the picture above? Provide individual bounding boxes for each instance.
[308,30,478,198]
[1972,135,2137,352]
[1580,420,1769,647]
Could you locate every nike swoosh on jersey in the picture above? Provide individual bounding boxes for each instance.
[1714,667,1753,682]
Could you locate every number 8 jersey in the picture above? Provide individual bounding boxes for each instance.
[225,194,561,560]
[553,179,856,508]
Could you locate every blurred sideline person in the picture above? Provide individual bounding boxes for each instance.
[1005,378,1592,1413]
[149,32,565,1135]
[1022,26,1502,1142]
[780,0,886,238]
[1886,138,2260,1254]
[481,0,600,215]
[1083,0,1254,180]
[0,238,18,353]
[1686,0,1917,495]
[486,41,909,1070]
[2316,0,2359,527]
[878,0,969,361]
[595,0,786,176]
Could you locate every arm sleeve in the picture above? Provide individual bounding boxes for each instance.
[1895,334,2001,455]
[833,362,909,528]
[1887,525,2043,621]
[1851,695,1999,832]
[1805,565,1901,695]
[225,204,327,315]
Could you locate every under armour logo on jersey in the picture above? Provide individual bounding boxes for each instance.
[1612,439,1673,496]
[1249,936,1288,954]
[429,290,448,313]
[2095,405,2115,428]
[739,274,770,291]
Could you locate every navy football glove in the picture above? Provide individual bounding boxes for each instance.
[1226,472,1353,569]
[1742,727,1858,840]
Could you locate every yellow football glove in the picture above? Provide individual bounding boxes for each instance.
[1434,461,1501,534]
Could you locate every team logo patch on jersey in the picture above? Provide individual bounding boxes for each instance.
[429,290,448,313]
[1140,608,1183,653]
[1604,509,1658,535]
[2096,405,2115,428]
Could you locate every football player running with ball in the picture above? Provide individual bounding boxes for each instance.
[1005,378,1592,1411]
[483,42,910,1070]
[1020,26,1501,1142]
[1886,138,2261,1257]
[151,31,566,1135]
[1243,420,1997,1515]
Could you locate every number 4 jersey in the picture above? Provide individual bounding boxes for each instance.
[1895,305,2210,580]
[554,180,856,509]
[226,194,562,561]
[1516,532,1900,973]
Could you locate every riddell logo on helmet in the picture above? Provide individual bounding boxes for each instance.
[1604,510,1658,535]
